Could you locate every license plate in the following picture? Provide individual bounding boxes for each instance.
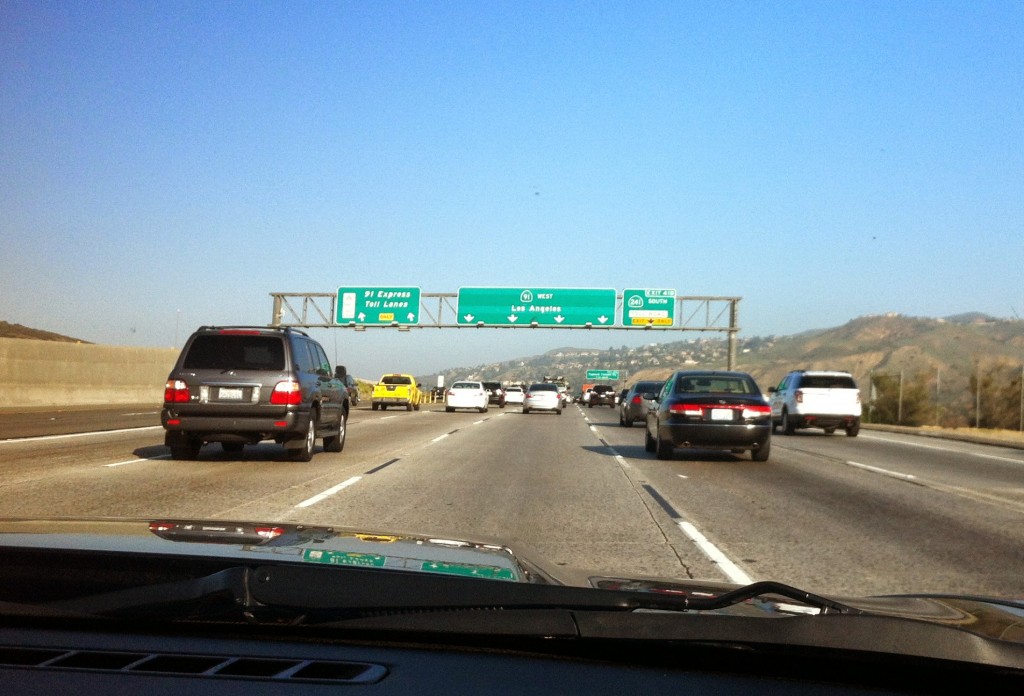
[710,408,734,421]
[219,387,244,400]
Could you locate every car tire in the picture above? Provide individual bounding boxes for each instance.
[170,435,202,460]
[371,403,379,411]
[846,420,860,437]
[445,406,454,413]
[556,408,562,415]
[323,411,346,452]
[479,406,487,413]
[287,412,316,462]
[782,409,795,435]
[655,427,673,460]
[522,408,530,414]
[751,439,770,461]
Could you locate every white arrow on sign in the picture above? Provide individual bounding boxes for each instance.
[508,314,518,323]
[463,314,475,322]
[357,312,366,321]
[598,315,609,324]
[407,312,416,322]
[554,315,565,323]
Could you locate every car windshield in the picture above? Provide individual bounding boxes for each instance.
[676,376,757,395]
[3,0,1023,654]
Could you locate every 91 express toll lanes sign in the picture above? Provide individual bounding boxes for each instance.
[457,287,617,327]
[336,287,421,325]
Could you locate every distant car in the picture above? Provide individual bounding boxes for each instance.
[768,370,862,436]
[588,384,617,408]
[619,380,665,427]
[344,374,360,406]
[504,385,525,405]
[645,370,771,461]
[523,382,562,415]
[445,381,489,413]
[481,381,506,407]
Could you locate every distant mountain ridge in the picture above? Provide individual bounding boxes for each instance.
[425,313,1024,394]
[0,321,90,343]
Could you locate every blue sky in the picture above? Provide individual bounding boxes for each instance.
[2,1,1022,378]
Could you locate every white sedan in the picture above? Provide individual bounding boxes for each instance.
[444,381,489,413]
[522,383,562,415]
[504,386,525,405]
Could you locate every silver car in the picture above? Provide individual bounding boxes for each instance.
[619,380,665,427]
[522,383,563,415]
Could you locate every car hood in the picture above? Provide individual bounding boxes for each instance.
[1,517,1023,645]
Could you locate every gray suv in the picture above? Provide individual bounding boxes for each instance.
[162,326,349,461]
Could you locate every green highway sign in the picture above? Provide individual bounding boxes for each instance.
[622,288,676,326]
[457,287,617,327]
[336,286,421,325]
[586,369,620,380]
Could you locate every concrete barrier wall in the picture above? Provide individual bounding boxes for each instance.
[0,338,179,408]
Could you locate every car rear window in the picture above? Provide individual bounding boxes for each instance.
[181,335,285,371]
[675,376,757,395]
[382,375,412,385]
[800,375,857,389]
[451,382,479,389]
[529,384,556,391]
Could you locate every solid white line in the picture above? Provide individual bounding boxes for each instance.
[614,454,631,469]
[0,425,163,444]
[846,460,918,481]
[677,520,754,585]
[104,455,171,468]
[431,434,449,443]
[295,476,362,508]
[860,433,1024,464]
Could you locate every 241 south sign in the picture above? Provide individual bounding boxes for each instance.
[457,287,617,327]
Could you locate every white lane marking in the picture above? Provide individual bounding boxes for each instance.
[860,433,1024,464]
[677,474,689,479]
[296,476,362,508]
[846,460,918,481]
[431,433,450,443]
[614,454,631,469]
[473,420,486,425]
[677,520,754,586]
[104,455,171,468]
[0,426,163,444]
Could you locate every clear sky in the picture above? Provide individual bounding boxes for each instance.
[2,1,1022,378]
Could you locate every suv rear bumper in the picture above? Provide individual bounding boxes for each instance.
[789,413,860,428]
[162,409,306,442]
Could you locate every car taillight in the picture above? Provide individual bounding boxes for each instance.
[631,395,642,405]
[795,389,803,403]
[669,404,704,417]
[270,380,303,405]
[164,380,190,403]
[742,405,772,419]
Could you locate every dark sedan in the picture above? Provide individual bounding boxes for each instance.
[619,380,665,426]
[644,370,771,461]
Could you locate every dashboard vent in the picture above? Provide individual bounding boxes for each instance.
[0,646,387,684]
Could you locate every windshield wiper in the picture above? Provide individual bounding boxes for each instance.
[40,564,859,622]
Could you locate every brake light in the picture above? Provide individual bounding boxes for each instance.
[164,380,190,403]
[270,380,303,405]
[669,404,704,416]
[795,389,803,403]
[742,404,772,419]
[631,395,642,405]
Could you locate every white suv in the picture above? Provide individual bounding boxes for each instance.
[768,370,861,436]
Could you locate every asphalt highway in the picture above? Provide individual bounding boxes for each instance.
[2,402,1023,598]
